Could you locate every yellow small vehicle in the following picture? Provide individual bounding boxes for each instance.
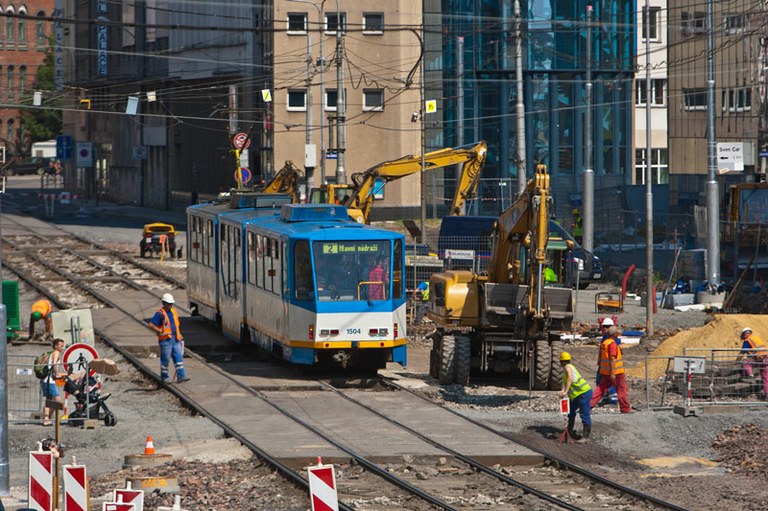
[140,223,177,258]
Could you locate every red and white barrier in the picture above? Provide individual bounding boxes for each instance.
[63,464,88,511]
[308,458,339,511]
[102,503,134,511]
[114,482,144,511]
[28,451,54,511]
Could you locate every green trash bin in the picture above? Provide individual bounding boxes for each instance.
[2,280,20,339]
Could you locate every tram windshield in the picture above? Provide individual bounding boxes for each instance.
[312,240,392,302]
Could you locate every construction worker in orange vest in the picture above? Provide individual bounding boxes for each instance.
[148,293,189,383]
[738,327,768,398]
[29,299,54,339]
[590,326,633,413]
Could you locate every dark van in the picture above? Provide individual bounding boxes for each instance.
[437,216,602,288]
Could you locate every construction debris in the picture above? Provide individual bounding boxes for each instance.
[712,423,768,480]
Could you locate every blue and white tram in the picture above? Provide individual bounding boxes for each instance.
[243,204,408,369]
[186,191,291,324]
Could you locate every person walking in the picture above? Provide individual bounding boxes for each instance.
[560,352,593,443]
[40,338,66,426]
[148,293,189,383]
[571,208,583,244]
[412,281,429,323]
[596,317,619,405]
[737,327,768,398]
[590,326,633,413]
[29,299,54,340]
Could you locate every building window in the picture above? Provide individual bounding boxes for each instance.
[363,13,384,34]
[5,10,14,47]
[635,148,669,185]
[36,12,46,48]
[324,88,345,111]
[18,66,26,95]
[6,119,14,143]
[722,88,752,112]
[683,88,707,111]
[636,79,666,106]
[681,11,706,35]
[724,14,745,35]
[287,12,307,34]
[17,14,26,49]
[325,12,346,34]
[642,7,660,41]
[362,89,384,111]
[6,66,14,99]
[286,89,307,111]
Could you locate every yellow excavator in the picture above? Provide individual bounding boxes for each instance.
[309,141,488,223]
[427,164,575,390]
[261,160,303,203]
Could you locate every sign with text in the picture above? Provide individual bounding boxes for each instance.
[716,142,744,173]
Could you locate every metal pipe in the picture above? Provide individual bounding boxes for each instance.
[583,5,594,252]
[706,0,720,285]
[334,0,346,184]
[514,0,526,195]
[644,0,654,337]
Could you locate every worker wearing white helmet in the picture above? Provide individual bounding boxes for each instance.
[147,293,189,383]
[738,327,768,397]
[596,317,620,406]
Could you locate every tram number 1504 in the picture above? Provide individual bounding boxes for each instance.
[347,328,361,335]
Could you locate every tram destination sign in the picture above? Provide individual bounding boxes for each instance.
[321,242,384,254]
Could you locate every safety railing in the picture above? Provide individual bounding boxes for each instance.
[638,349,768,409]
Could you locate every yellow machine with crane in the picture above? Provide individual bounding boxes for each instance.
[427,164,575,389]
[260,160,303,203]
[309,141,488,223]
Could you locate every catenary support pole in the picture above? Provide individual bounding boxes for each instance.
[334,2,346,184]
[706,0,720,286]
[514,0,526,196]
[583,5,594,253]
[644,0,654,337]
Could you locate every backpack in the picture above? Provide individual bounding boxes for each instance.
[34,351,53,380]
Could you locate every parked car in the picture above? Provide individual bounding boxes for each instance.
[5,157,56,176]
[140,223,178,258]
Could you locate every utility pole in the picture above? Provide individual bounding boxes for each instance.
[334,6,346,184]
[583,5,594,253]
[514,0,526,195]
[420,31,426,240]
[706,0,720,286]
[305,27,315,193]
[318,7,325,184]
[457,36,465,213]
[644,0,654,337]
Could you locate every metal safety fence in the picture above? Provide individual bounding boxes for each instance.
[638,349,768,410]
[8,354,44,420]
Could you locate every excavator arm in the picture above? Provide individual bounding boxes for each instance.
[341,141,488,223]
[264,161,302,203]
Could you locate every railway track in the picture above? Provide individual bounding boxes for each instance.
[3,212,691,511]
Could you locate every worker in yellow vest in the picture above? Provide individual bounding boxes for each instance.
[560,351,593,443]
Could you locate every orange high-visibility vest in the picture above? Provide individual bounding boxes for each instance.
[31,300,52,319]
[744,335,768,358]
[157,307,182,341]
[599,337,624,376]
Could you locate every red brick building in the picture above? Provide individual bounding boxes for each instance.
[0,2,54,157]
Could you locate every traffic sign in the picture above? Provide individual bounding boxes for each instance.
[234,167,252,184]
[308,461,339,511]
[56,135,73,161]
[114,486,144,511]
[716,142,744,173]
[233,132,251,150]
[63,343,99,376]
[76,142,93,168]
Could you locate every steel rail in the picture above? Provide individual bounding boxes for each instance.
[319,380,590,511]
[384,379,691,511]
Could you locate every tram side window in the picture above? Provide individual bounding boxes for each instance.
[256,235,265,289]
[247,232,256,285]
[393,239,403,299]
[205,219,214,268]
[192,217,201,263]
[188,216,197,262]
[220,227,229,295]
[267,238,280,295]
[294,240,312,300]
[233,228,241,291]
[282,242,288,297]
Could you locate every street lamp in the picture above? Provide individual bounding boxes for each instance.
[287,0,328,185]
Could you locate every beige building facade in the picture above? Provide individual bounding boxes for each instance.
[273,1,423,211]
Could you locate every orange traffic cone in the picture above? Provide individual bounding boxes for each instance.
[144,436,155,455]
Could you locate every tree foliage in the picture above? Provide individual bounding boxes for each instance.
[20,47,63,150]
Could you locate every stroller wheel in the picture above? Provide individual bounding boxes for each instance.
[68,410,83,427]
[103,412,117,427]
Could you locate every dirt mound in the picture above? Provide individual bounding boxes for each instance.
[712,423,768,480]
[628,314,768,379]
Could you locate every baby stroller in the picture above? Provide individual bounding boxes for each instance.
[65,359,118,427]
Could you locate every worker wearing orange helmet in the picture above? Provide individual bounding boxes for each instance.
[737,327,768,398]
[560,351,592,443]
[29,299,53,340]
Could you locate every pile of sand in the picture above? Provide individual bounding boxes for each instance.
[628,314,768,379]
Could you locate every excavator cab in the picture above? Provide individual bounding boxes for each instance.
[309,184,353,205]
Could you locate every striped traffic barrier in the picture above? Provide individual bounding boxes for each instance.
[63,464,88,511]
[308,457,339,511]
[114,481,144,511]
[28,450,54,511]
